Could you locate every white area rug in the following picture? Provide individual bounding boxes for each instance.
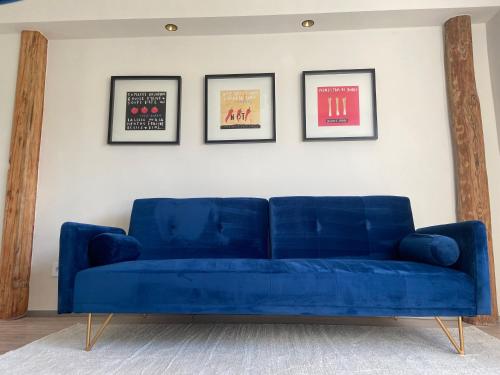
[1,323,500,374]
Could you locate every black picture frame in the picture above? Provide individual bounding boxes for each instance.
[204,73,276,144]
[302,69,378,141]
[108,75,182,145]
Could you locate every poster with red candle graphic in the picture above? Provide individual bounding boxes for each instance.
[317,86,360,126]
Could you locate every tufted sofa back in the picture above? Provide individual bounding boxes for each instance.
[269,196,415,259]
[129,198,269,259]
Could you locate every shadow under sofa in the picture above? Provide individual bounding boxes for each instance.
[58,196,491,354]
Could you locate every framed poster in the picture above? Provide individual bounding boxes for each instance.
[302,69,378,141]
[205,73,276,143]
[108,76,181,144]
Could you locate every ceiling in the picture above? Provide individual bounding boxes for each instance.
[0,0,499,39]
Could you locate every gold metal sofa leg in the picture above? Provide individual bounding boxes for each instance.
[85,313,114,351]
[435,316,464,355]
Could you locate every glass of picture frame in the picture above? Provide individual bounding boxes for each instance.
[108,76,181,144]
[204,73,276,143]
[302,69,378,141]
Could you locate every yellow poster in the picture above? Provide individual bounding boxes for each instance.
[220,89,261,129]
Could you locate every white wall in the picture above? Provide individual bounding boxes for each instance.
[0,33,20,245]
[27,25,500,311]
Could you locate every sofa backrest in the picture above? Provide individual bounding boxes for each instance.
[129,198,269,259]
[269,196,414,259]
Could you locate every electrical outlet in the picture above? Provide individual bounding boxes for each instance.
[51,262,59,277]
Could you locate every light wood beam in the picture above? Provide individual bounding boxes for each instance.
[0,31,48,319]
[444,15,498,324]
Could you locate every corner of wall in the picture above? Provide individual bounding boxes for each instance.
[486,12,500,153]
[0,33,20,246]
[475,18,500,316]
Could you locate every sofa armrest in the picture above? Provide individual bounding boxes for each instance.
[58,222,125,313]
[416,220,491,315]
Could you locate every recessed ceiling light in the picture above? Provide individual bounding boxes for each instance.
[164,24,178,32]
[301,20,315,28]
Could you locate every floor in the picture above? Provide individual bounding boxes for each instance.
[1,314,499,355]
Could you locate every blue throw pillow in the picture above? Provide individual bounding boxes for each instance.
[399,233,460,267]
[88,233,142,267]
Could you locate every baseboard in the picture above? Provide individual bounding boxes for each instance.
[26,311,58,317]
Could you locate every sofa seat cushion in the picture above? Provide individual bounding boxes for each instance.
[73,258,475,316]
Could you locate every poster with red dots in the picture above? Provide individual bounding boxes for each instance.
[125,91,166,130]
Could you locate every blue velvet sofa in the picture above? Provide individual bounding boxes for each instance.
[58,196,491,353]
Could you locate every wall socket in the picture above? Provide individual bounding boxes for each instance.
[51,261,59,277]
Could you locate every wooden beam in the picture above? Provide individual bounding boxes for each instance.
[0,31,48,319]
[444,16,498,324]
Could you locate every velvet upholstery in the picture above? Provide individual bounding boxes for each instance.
[269,196,414,259]
[399,233,460,267]
[58,197,491,318]
[58,222,125,313]
[128,198,269,259]
[73,258,475,316]
[88,233,142,267]
[417,221,491,315]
